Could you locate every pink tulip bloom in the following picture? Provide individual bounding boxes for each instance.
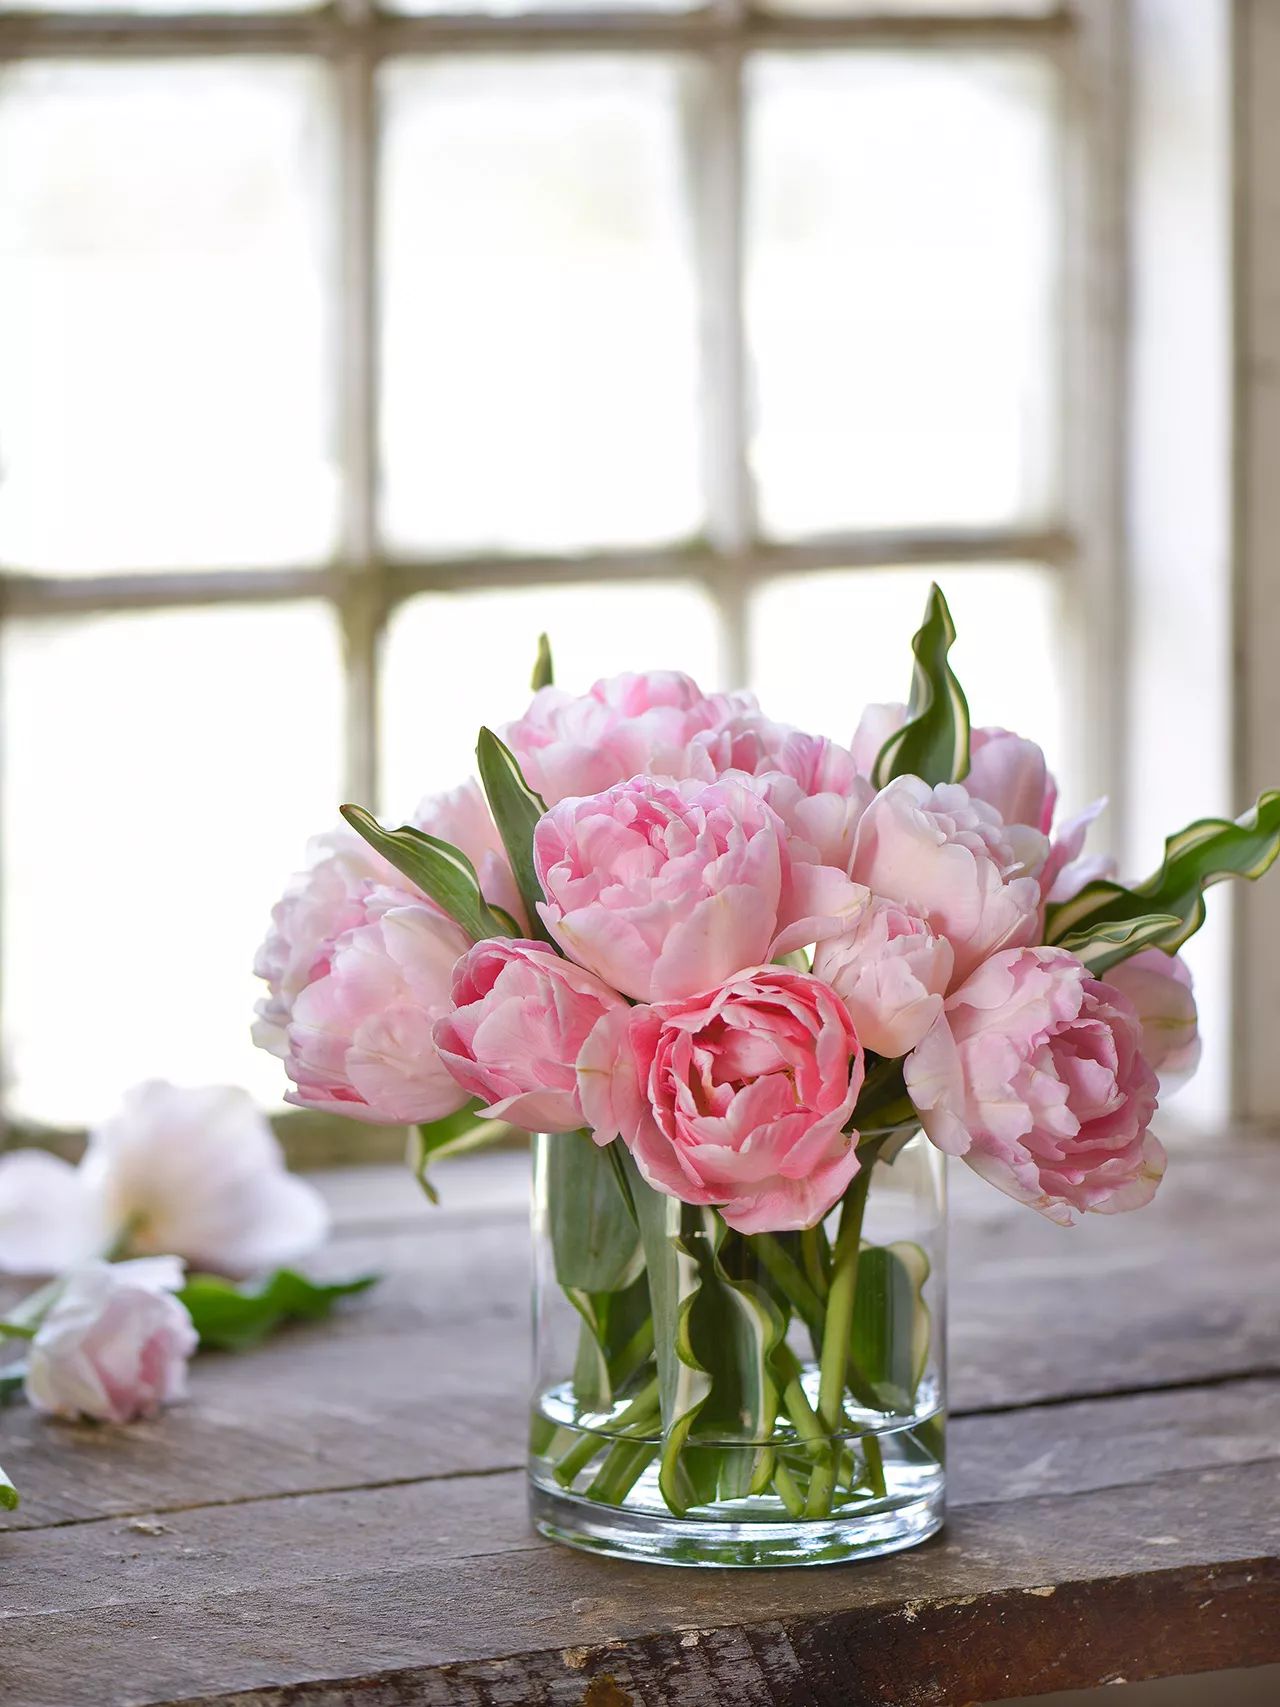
[850,702,907,779]
[579,968,865,1234]
[254,780,517,1057]
[694,713,861,798]
[284,895,473,1125]
[966,727,1058,836]
[25,1259,197,1424]
[813,899,954,1058]
[1039,798,1119,903]
[851,776,1045,987]
[503,671,754,805]
[535,774,865,1003]
[434,939,628,1133]
[904,945,1164,1225]
[1104,948,1201,1089]
[747,770,874,876]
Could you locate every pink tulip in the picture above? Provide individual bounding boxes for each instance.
[1104,948,1201,1088]
[25,1259,197,1424]
[579,968,865,1234]
[747,771,874,877]
[966,727,1057,836]
[693,712,861,797]
[284,895,473,1125]
[904,945,1164,1225]
[813,899,954,1058]
[434,939,627,1133]
[503,671,754,805]
[1039,798,1119,903]
[254,781,517,1057]
[534,774,864,1003]
[851,777,1045,986]
[850,702,906,778]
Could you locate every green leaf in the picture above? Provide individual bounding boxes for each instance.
[849,1241,931,1416]
[411,1100,495,1205]
[1053,913,1183,977]
[0,1461,17,1511]
[475,728,556,948]
[871,582,971,789]
[566,1272,653,1412]
[547,1132,644,1295]
[178,1270,379,1353]
[339,805,512,944]
[1045,790,1280,957]
[531,632,554,692]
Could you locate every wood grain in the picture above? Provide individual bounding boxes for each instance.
[1,1141,1278,1705]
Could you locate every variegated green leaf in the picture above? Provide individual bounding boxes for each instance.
[1053,913,1182,977]
[475,728,557,948]
[871,583,971,789]
[547,1131,644,1296]
[339,805,513,944]
[849,1241,931,1416]
[1046,790,1280,956]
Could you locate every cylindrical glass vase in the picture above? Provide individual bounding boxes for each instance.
[528,1129,946,1568]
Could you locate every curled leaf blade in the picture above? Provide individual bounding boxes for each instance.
[340,805,511,944]
[871,583,971,790]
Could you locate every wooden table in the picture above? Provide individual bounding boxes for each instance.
[3,1136,1279,1707]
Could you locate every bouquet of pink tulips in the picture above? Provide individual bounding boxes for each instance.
[255,586,1280,1549]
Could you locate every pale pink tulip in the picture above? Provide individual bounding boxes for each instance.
[813,899,954,1058]
[254,780,517,1056]
[851,777,1045,986]
[1040,798,1119,903]
[503,672,753,805]
[966,727,1057,836]
[534,774,783,1002]
[579,968,865,1234]
[434,939,627,1132]
[1104,948,1201,1088]
[904,945,1163,1225]
[694,713,861,798]
[284,897,473,1126]
[25,1259,197,1424]
[746,770,874,876]
[0,1152,106,1277]
[81,1082,329,1278]
[850,702,906,779]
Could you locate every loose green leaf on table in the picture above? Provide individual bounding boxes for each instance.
[0,1460,18,1511]
[179,1270,379,1353]
[339,806,515,944]
[872,583,971,790]
[530,632,554,692]
[1046,790,1280,956]
[475,728,556,947]
[412,1099,496,1205]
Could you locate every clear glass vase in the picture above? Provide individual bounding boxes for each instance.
[528,1129,946,1568]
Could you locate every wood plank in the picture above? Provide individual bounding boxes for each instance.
[3,1142,1278,1533]
[3,1447,1277,1707]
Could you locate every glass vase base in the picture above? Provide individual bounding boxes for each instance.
[528,1478,945,1569]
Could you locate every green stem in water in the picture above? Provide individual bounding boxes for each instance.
[772,1457,805,1519]
[807,1150,881,1517]
[754,1234,825,1341]
[587,1439,657,1505]
[553,1376,660,1489]
[772,1343,828,1461]
[863,1434,888,1499]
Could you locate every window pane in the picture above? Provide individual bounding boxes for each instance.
[747,54,1059,538]
[391,0,691,13]
[749,566,1071,806]
[2,605,344,1126]
[380,58,702,557]
[0,62,336,573]
[380,582,721,815]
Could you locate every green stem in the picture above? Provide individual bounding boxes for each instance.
[807,1150,881,1518]
[772,1344,827,1459]
[553,1376,660,1489]
[587,1440,657,1505]
[800,1225,830,1302]
[609,1320,655,1392]
[754,1234,825,1340]
[863,1435,888,1499]
[772,1458,805,1519]
[0,1322,35,1341]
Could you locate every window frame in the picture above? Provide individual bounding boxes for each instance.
[0,0,1129,1146]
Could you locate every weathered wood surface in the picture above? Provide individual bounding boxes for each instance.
[1,1138,1279,1706]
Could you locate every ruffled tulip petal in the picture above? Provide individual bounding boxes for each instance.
[0,1151,107,1277]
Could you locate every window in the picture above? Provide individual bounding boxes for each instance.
[0,0,1120,1131]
